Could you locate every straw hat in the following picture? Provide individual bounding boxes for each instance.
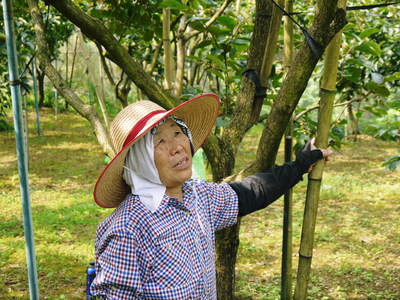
[94,94,220,208]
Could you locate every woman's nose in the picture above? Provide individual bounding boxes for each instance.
[169,140,183,155]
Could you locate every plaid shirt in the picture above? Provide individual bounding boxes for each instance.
[91,179,238,299]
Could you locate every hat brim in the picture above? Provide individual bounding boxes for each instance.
[94,94,220,208]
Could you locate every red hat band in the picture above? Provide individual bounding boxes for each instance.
[122,110,166,148]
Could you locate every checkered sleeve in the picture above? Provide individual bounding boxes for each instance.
[91,230,145,299]
[205,181,239,231]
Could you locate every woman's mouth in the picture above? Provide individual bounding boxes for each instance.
[174,157,189,169]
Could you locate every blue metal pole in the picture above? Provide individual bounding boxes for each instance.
[2,1,40,299]
[32,57,41,136]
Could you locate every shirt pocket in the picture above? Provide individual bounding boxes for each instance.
[150,228,195,289]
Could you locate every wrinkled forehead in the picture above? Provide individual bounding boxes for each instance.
[151,118,179,136]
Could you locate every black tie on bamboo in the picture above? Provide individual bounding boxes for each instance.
[9,79,21,86]
[308,178,322,182]
[299,253,313,259]
[320,87,336,96]
[347,2,400,10]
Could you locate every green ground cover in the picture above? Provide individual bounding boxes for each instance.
[0,110,399,299]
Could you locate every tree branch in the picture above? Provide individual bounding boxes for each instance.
[294,95,364,121]
[45,0,178,109]
[96,43,115,87]
[28,0,115,157]
[185,0,234,41]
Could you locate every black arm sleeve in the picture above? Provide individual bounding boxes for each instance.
[230,148,323,217]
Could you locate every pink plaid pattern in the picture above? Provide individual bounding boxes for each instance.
[91,179,238,299]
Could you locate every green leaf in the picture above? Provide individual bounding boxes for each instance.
[355,41,382,56]
[359,28,380,39]
[382,155,400,171]
[207,25,223,35]
[189,20,206,31]
[231,38,250,52]
[206,54,225,69]
[209,68,224,79]
[366,81,390,96]
[159,0,187,10]
[196,40,212,49]
[216,16,237,30]
[355,111,363,118]
[346,58,364,66]
[385,72,400,82]
[343,67,362,83]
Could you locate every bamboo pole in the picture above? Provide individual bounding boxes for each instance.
[162,8,174,92]
[293,1,346,299]
[281,122,293,300]
[97,55,110,130]
[32,58,41,136]
[2,1,40,298]
[260,0,285,86]
[54,59,58,118]
[23,94,29,163]
[281,0,294,299]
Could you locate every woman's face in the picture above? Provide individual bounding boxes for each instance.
[153,119,192,191]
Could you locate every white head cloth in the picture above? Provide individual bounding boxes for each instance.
[122,131,166,212]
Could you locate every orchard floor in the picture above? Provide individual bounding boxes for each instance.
[0,109,399,299]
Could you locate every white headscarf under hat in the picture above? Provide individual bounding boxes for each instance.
[122,131,166,212]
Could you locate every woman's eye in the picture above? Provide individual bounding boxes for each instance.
[157,139,165,145]
[174,131,181,136]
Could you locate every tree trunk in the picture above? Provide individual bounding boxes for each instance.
[28,0,115,158]
[212,1,274,299]
[294,1,346,298]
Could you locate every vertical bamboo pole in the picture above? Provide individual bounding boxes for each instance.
[54,59,58,118]
[97,55,110,130]
[260,0,285,86]
[32,58,41,136]
[293,1,346,299]
[2,1,40,299]
[69,34,79,87]
[281,0,294,298]
[23,94,29,163]
[162,8,174,92]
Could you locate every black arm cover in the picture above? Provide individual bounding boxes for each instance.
[230,148,323,217]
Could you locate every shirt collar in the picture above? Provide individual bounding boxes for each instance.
[153,179,195,216]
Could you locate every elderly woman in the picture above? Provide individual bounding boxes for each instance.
[91,94,331,299]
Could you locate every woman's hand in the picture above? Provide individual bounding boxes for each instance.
[307,138,333,172]
[296,138,333,173]
[309,138,333,161]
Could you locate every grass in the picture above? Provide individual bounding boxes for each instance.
[0,111,399,299]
